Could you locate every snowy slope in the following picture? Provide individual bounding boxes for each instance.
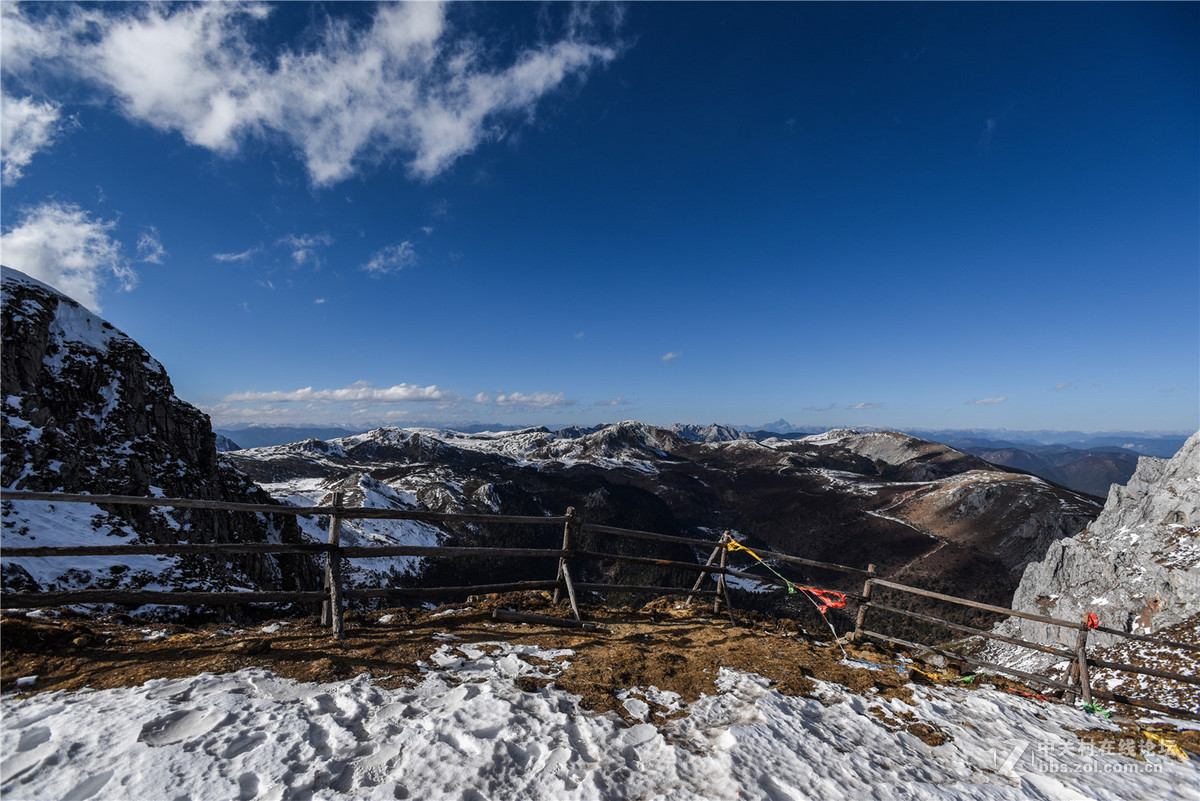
[3,649,1196,801]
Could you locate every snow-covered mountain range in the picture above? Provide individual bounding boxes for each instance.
[222,422,1102,614]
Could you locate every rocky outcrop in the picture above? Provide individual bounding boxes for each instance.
[992,431,1200,668]
[1,266,320,602]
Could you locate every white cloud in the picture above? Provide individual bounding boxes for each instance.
[595,396,628,407]
[314,298,326,305]
[278,233,333,266]
[1054,382,1071,391]
[135,227,167,263]
[966,396,1007,405]
[0,93,63,185]
[5,2,618,186]
[363,241,417,275]
[0,201,134,310]
[213,246,260,262]
[474,391,574,410]
[661,352,681,362]
[223,381,455,404]
[199,402,305,425]
[848,402,882,410]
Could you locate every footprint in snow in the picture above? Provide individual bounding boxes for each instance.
[60,769,114,801]
[137,709,231,747]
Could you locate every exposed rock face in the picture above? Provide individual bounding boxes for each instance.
[1,266,320,602]
[993,431,1200,667]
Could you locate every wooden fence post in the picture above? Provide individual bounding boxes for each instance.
[852,564,877,643]
[553,507,582,621]
[1074,613,1093,707]
[553,509,567,605]
[321,491,346,639]
[713,531,735,623]
[686,541,725,607]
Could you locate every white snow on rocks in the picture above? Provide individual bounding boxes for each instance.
[2,647,1195,800]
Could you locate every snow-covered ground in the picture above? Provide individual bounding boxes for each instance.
[3,643,1195,801]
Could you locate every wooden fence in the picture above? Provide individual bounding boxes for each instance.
[2,489,1196,720]
[852,577,1200,720]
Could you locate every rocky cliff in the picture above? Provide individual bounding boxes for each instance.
[992,430,1200,669]
[0,266,320,605]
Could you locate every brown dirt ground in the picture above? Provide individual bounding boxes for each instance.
[2,593,1195,754]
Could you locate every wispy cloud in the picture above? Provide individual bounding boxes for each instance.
[1053,382,1071,391]
[979,117,996,153]
[278,233,333,266]
[0,201,134,310]
[135,227,167,263]
[804,403,837,412]
[848,402,882,410]
[661,352,681,362]
[595,396,628,407]
[0,92,64,185]
[2,3,620,186]
[224,381,456,404]
[574,332,585,339]
[363,241,417,275]
[966,396,1007,405]
[213,246,260,263]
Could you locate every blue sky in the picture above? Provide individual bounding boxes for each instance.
[2,1,1197,433]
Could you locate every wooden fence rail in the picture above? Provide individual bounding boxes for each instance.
[3,490,1196,720]
[854,577,1200,721]
[0,490,570,526]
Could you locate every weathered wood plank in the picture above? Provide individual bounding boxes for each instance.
[857,628,1078,691]
[686,544,725,607]
[863,601,1078,660]
[1090,624,1200,654]
[570,547,790,587]
[492,610,600,630]
[0,590,326,608]
[1,543,333,557]
[1085,657,1200,687]
[323,492,345,638]
[1,491,567,525]
[867,578,1086,630]
[342,580,562,599]
[340,546,568,559]
[572,583,718,597]
[1087,688,1200,722]
[580,523,716,549]
[581,523,873,577]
